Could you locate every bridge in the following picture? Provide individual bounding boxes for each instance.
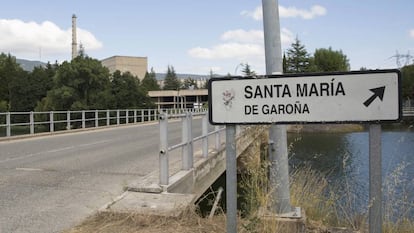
[0,109,266,233]
[1,107,413,232]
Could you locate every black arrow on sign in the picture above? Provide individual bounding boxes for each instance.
[363,86,385,107]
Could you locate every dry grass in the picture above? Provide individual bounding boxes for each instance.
[64,208,230,233]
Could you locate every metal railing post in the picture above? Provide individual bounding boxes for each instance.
[125,110,129,124]
[6,112,11,137]
[67,111,71,130]
[159,113,169,185]
[182,112,192,170]
[95,110,99,127]
[116,110,120,125]
[202,114,209,158]
[50,111,54,132]
[106,110,110,126]
[215,126,221,151]
[188,112,193,162]
[82,111,86,129]
[141,110,144,122]
[134,110,137,123]
[30,111,34,134]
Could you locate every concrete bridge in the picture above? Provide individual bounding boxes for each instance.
[0,109,265,233]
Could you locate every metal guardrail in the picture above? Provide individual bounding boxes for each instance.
[403,107,414,116]
[0,108,206,138]
[158,111,225,186]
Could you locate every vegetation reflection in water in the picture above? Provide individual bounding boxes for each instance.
[288,127,414,220]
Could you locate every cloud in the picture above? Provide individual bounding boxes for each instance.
[241,5,327,21]
[188,42,263,60]
[0,19,102,59]
[220,29,263,43]
[188,28,294,61]
[410,29,414,39]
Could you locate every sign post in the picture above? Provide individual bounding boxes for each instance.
[208,69,401,233]
[369,124,382,233]
[226,125,237,233]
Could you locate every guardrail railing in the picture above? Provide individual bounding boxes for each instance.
[0,108,206,138]
[158,111,225,186]
[403,106,414,116]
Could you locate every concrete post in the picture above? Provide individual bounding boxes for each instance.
[262,0,292,213]
[134,110,137,123]
[159,113,169,185]
[116,110,120,125]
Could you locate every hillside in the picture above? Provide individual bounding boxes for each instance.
[16,59,46,71]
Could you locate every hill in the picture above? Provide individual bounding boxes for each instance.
[16,59,46,71]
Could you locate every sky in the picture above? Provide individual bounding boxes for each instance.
[1,0,413,75]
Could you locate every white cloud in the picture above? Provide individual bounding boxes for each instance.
[188,42,263,60]
[189,28,294,61]
[410,29,414,39]
[241,6,263,21]
[0,19,102,59]
[221,29,263,43]
[241,5,327,21]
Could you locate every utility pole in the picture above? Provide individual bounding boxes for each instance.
[262,0,292,213]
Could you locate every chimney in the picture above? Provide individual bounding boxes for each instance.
[72,14,77,59]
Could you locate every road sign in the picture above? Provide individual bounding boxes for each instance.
[208,70,401,124]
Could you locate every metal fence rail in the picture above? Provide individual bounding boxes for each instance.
[158,111,225,186]
[0,108,206,138]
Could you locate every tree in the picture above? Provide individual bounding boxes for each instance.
[401,64,414,101]
[0,53,29,111]
[181,77,198,89]
[284,37,311,73]
[241,63,256,76]
[163,65,180,90]
[141,67,160,91]
[39,55,112,110]
[311,47,350,72]
[111,70,150,109]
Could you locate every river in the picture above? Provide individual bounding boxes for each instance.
[288,125,414,217]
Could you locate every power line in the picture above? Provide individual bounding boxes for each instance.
[389,50,413,68]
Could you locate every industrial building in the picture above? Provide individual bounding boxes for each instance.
[101,56,148,80]
[148,89,208,110]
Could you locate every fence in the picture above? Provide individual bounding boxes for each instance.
[0,108,206,138]
[158,111,225,186]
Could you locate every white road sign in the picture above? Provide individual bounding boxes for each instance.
[208,70,401,124]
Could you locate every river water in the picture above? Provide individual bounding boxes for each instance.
[288,125,414,216]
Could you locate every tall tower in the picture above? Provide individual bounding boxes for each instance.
[72,14,78,59]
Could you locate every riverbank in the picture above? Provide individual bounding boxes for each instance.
[288,124,364,133]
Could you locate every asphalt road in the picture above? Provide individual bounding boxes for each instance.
[0,120,201,233]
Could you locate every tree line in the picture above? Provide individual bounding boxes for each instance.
[282,37,414,101]
[0,37,413,112]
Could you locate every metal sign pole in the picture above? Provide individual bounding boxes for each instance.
[262,0,292,214]
[369,124,382,233]
[226,125,237,233]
